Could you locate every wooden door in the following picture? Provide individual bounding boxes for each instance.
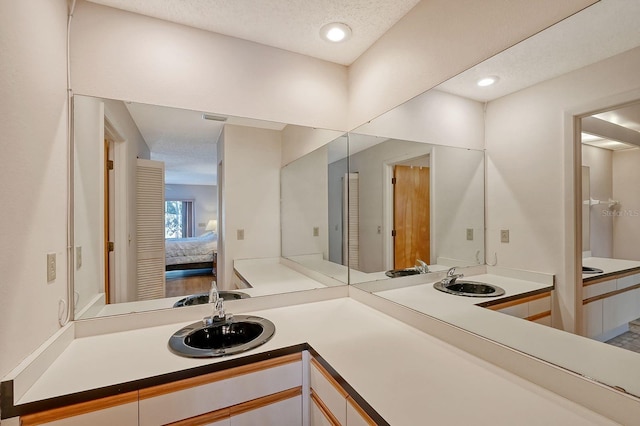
[393,165,430,269]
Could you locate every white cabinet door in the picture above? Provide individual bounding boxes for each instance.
[20,392,138,426]
[346,398,375,426]
[230,395,302,426]
[310,360,346,425]
[21,401,138,426]
[139,355,302,426]
[310,398,335,426]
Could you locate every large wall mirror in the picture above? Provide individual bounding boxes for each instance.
[346,135,484,282]
[73,95,347,319]
[280,135,352,283]
[351,0,640,399]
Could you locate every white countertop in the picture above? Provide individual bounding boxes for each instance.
[583,256,640,279]
[233,258,328,296]
[15,298,615,425]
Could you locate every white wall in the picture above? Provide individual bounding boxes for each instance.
[348,0,597,129]
[281,146,329,259]
[431,146,485,265]
[0,0,69,379]
[281,125,345,167]
[165,184,218,237]
[220,125,281,289]
[70,1,348,132]
[613,148,640,261]
[73,96,105,314]
[582,144,613,258]
[352,89,485,151]
[485,46,640,333]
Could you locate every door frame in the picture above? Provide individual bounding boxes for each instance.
[104,116,128,304]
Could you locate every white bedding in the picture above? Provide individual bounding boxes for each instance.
[165,232,217,266]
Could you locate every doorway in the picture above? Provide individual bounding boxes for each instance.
[393,164,431,269]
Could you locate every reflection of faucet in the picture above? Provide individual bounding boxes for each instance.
[203,281,229,326]
[442,267,464,285]
[415,259,430,274]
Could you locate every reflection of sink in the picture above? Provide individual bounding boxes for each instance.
[169,315,275,358]
[173,291,250,307]
[385,268,421,278]
[583,266,604,274]
[433,280,506,297]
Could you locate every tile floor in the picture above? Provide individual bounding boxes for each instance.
[605,318,640,354]
[606,331,640,354]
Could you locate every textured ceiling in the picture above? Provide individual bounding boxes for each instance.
[126,102,286,185]
[437,0,640,103]
[86,0,421,65]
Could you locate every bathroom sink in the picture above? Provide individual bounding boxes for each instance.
[173,291,250,307]
[385,268,421,278]
[433,280,506,297]
[583,266,604,274]
[169,315,275,358]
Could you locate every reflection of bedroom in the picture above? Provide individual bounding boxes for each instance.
[131,102,221,298]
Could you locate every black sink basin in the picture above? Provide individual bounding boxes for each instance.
[433,280,505,297]
[169,315,275,358]
[173,291,250,307]
[583,266,604,274]
[385,268,421,278]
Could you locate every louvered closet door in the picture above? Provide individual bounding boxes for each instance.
[136,159,166,300]
[343,173,359,270]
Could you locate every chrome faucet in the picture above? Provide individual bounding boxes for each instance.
[442,267,464,285]
[415,259,430,274]
[203,281,228,325]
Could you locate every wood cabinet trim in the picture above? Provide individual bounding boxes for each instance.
[583,268,640,286]
[167,407,230,426]
[527,311,551,322]
[347,395,377,426]
[165,387,301,425]
[486,292,551,311]
[311,390,341,426]
[311,357,349,398]
[139,353,301,400]
[229,386,301,416]
[20,391,138,426]
[583,283,640,305]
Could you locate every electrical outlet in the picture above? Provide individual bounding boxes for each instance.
[466,228,474,241]
[313,227,319,237]
[76,246,82,269]
[237,229,244,240]
[500,229,510,243]
[47,253,56,282]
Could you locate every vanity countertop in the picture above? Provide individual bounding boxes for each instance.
[582,256,640,281]
[6,297,616,425]
[233,257,328,296]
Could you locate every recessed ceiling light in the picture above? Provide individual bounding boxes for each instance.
[477,76,499,87]
[320,22,352,43]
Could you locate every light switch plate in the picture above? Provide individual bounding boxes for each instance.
[466,228,474,241]
[313,227,319,237]
[500,229,510,243]
[237,229,245,240]
[47,253,56,282]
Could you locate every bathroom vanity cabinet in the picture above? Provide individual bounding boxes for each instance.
[14,352,377,426]
[484,291,553,326]
[309,357,374,426]
[18,354,304,426]
[583,270,640,341]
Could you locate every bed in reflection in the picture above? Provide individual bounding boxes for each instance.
[165,231,217,272]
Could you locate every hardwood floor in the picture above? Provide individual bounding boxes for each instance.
[165,269,214,297]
